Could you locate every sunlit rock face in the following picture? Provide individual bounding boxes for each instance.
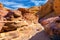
[0,3,9,17]
[17,7,40,23]
[0,3,44,40]
[0,3,10,32]
[28,6,41,13]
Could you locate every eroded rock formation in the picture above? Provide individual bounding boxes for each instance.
[38,0,60,20]
[0,0,60,40]
[41,16,60,40]
[0,3,44,40]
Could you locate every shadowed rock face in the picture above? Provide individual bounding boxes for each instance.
[41,16,60,40]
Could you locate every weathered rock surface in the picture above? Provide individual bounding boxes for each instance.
[53,0,60,16]
[38,0,60,20]
[38,0,53,19]
[0,0,60,40]
[41,16,60,40]
[0,3,46,40]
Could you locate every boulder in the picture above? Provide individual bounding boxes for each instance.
[41,16,60,39]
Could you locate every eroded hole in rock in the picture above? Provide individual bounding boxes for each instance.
[0,21,28,33]
[14,14,20,18]
[0,10,24,33]
[56,20,60,23]
[0,22,18,33]
[36,28,40,31]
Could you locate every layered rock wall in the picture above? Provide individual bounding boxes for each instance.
[0,0,60,40]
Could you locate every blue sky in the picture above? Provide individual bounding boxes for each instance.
[0,0,48,10]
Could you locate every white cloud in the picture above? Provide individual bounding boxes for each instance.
[31,0,48,6]
[2,2,18,5]
[11,4,29,8]
[2,1,29,10]
[4,7,14,10]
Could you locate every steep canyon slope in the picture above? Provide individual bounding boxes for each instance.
[0,0,59,40]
